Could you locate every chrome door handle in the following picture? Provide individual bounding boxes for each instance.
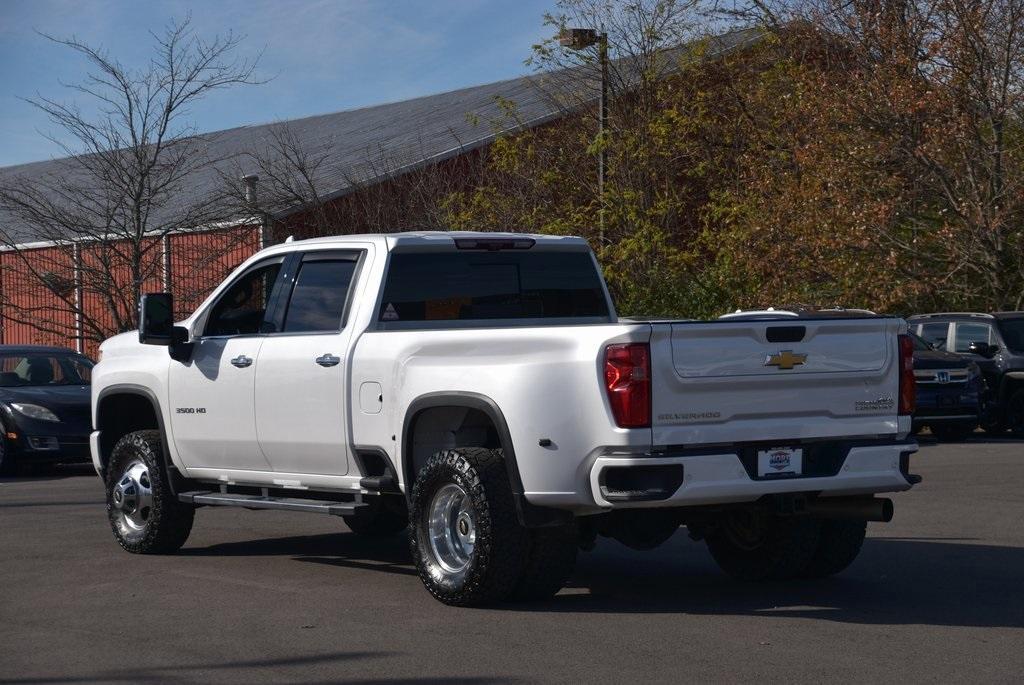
[316,353,341,367]
[230,354,253,368]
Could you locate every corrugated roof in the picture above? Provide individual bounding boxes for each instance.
[0,29,759,245]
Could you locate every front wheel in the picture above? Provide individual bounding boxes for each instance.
[106,430,194,554]
[930,422,976,442]
[980,413,1006,435]
[704,509,820,581]
[0,433,16,477]
[409,447,575,606]
[1006,389,1024,437]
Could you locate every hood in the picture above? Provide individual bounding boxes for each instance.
[913,348,971,369]
[0,384,91,423]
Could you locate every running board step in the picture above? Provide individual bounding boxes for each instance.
[179,491,365,517]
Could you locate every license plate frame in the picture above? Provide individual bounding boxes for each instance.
[757,446,803,478]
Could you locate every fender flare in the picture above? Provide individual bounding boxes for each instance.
[401,391,570,528]
[95,383,181,495]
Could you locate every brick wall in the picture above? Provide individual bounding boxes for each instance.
[0,225,262,358]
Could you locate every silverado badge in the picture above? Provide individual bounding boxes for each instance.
[765,350,807,370]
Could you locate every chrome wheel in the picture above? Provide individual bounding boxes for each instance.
[427,483,476,576]
[111,460,154,541]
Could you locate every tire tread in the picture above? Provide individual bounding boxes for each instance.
[106,429,194,554]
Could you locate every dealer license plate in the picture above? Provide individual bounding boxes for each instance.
[757,447,803,477]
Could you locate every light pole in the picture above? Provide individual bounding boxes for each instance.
[559,27,609,250]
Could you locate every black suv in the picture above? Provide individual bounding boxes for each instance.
[907,312,1024,435]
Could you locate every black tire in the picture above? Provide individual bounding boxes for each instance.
[802,520,867,578]
[930,422,976,442]
[514,520,578,601]
[705,509,820,581]
[409,447,575,606]
[0,434,16,477]
[1007,389,1024,437]
[342,496,408,536]
[105,430,194,554]
[980,415,1006,435]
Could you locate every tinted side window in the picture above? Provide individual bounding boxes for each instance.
[379,251,609,322]
[954,323,991,353]
[919,322,950,350]
[282,259,358,333]
[998,319,1024,353]
[205,262,282,336]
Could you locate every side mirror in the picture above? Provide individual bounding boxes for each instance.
[139,293,174,345]
[139,292,189,348]
[968,341,999,358]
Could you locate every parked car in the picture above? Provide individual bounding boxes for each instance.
[908,332,982,440]
[91,232,920,606]
[908,312,1024,435]
[0,346,95,475]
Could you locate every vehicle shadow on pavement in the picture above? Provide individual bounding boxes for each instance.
[179,530,1024,629]
[0,650,515,685]
[528,536,1024,628]
[179,532,419,577]
[0,463,95,483]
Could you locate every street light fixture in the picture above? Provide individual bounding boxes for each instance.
[559,27,609,250]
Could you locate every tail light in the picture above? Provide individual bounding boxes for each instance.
[898,334,916,415]
[605,343,651,428]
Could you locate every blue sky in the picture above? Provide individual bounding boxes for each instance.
[0,0,555,167]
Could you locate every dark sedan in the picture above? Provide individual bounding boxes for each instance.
[0,346,94,475]
[910,333,983,441]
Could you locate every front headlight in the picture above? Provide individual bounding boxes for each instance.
[967,362,981,379]
[10,403,61,422]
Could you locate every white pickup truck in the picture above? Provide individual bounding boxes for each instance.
[91,232,919,605]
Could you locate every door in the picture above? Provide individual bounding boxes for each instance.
[952,321,993,354]
[168,257,285,471]
[918,321,952,351]
[952,320,1000,379]
[255,250,362,475]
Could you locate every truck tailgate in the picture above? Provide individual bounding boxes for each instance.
[649,317,904,446]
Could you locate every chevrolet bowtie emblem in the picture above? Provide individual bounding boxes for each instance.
[765,350,807,370]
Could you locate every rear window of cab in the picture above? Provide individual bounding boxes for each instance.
[378,251,609,323]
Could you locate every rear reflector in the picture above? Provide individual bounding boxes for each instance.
[898,334,916,415]
[604,343,651,428]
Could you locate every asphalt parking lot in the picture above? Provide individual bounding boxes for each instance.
[1,438,1023,684]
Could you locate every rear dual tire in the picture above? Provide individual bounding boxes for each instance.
[342,497,408,536]
[705,510,866,580]
[409,447,576,606]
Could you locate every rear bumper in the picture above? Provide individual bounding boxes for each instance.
[586,440,918,509]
